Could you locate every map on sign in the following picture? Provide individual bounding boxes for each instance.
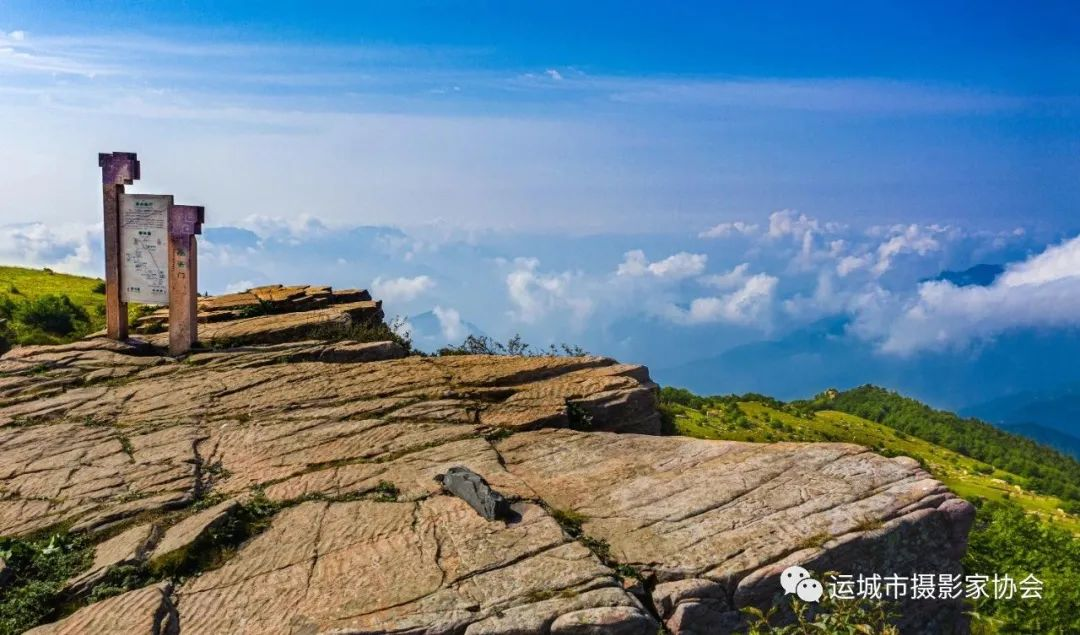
[119,193,173,304]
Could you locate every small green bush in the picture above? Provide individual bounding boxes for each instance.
[371,481,400,502]
[566,401,594,430]
[308,315,413,354]
[0,533,93,635]
[437,334,586,357]
[743,572,899,634]
[550,508,588,537]
[13,295,89,336]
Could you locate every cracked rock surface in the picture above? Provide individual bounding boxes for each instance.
[1,308,972,633]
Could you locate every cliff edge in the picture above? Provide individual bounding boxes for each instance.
[0,286,974,634]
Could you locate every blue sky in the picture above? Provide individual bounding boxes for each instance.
[2,2,1080,407]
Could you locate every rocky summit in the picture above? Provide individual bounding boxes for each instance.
[0,286,974,634]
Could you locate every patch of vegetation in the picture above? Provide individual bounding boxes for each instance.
[149,491,281,579]
[550,507,587,537]
[0,533,93,635]
[811,385,1080,504]
[12,294,89,337]
[370,480,400,502]
[662,391,1079,533]
[437,334,586,357]
[236,298,280,319]
[579,534,613,563]
[85,563,152,604]
[307,315,414,354]
[797,531,831,550]
[743,582,899,634]
[117,435,134,460]
[565,400,594,430]
[0,266,151,346]
[963,500,1080,633]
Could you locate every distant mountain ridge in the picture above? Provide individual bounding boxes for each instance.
[962,382,1080,439]
[1002,423,1080,460]
[922,263,1004,287]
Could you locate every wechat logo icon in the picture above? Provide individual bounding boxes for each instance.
[780,566,824,602]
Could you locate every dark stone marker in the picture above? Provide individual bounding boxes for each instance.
[98,152,141,341]
[435,466,512,521]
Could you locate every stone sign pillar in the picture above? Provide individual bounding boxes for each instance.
[98,152,141,340]
[167,205,204,355]
[99,152,205,356]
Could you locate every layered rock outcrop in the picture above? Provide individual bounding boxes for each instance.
[0,291,974,634]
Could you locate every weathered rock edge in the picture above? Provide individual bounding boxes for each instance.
[1,331,973,633]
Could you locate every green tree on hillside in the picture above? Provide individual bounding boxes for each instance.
[964,501,1080,633]
[817,385,1080,504]
[14,295,90,336]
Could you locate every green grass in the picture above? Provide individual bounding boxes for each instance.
[667,399,1080,533]
[0,266,147,345]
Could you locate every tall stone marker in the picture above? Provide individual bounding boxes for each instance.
[167,205,204,355]
[99,152,205,356]
[99,152,141,340]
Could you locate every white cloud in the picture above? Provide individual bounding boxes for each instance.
[764,209,848,270]
[7,31,26,42]
[545,69,563,81]
[767,209,820,240]
[371,275,435,303]
[392,318,414,340]
[240,214,329,243]
[224,280,254,294]
[833,224,944,277]
[505,257,593,325]
[0,222,100,275]
[782,272,848,320]
[873,234,1080,354]
[605,77,1029,114]
[997,237,1080,287]
[667,272,778,326]
[432,305,466,341]
[837,254,872,277]
[871,224,941,276]
[699,262,751,290]
[698,221,759,239]
[616,250,707,279]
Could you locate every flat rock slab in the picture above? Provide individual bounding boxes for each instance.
[133,284,373,333]
[2,320,973,634]
[149,498,240,567]
[0,423,201,536]
[495,429,975,632]
[144,300,384,348]
[67,522,158,595]
[0,343,658,537]
[25,582,177,635]
[176,499,657,634]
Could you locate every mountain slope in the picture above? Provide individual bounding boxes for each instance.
[661,389,1079,532]
[661,387,1080,633]
[0,265,153,347]
[817,385,1080,505]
